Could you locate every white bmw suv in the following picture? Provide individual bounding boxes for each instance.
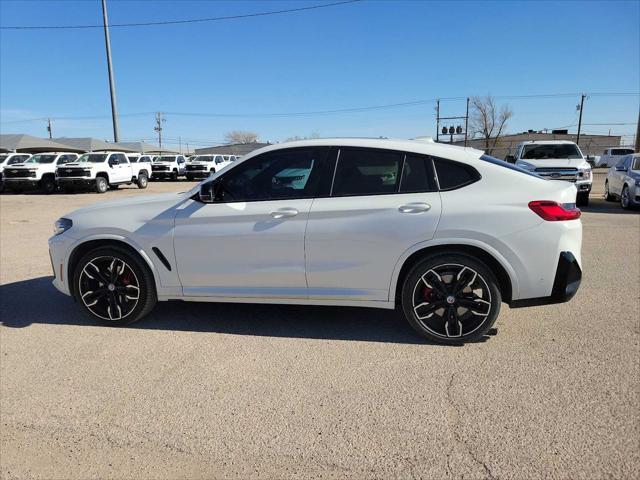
[49,138,583,344]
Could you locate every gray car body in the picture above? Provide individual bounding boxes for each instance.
[605,153,640,208]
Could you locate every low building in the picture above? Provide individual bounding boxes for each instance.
[194,142,270,156]
[451,130,622,159]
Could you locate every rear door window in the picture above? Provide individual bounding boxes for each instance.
[331,148,402,196]
[399,154,437,193]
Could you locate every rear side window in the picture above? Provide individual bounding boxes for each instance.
[400,154,437,193]
[332,148,402,196]
[433,158,481,190]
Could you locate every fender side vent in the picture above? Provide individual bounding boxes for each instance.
[152,247,172,271]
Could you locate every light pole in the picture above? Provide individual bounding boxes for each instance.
[101,0,120,142]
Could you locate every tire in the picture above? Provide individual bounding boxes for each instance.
[40,176,56,194]
[137,173,148,189]
[604,181,615,201]
[621,185,631,209]
[95,176,108,193]
[576,191,589,207]
[186,174,193,182]
[171,170,178,181]
[0,182,4,194]
[72,246,157,326]
[401,253,501,345]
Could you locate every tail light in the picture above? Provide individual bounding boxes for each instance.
[528,201,581,221]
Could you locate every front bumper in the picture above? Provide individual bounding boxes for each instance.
[3,178,39,189]
[57,177,96,186]
[509,252,582,308]
[575,181,592,193]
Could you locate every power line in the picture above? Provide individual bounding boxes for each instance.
[0,0,362,30]
[2,92,638,124]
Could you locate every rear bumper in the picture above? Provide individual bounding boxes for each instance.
[509,252,581,308]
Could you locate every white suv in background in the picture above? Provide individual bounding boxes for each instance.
[0,152,32,192]
[596,147,635,168]
[184,154,233,181]
[3,152,78,193]
[509,140,592,206]
[56,151,150,193]
[49,138,583,345]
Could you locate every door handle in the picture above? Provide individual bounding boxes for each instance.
[270,207,299,219]
[398,202,431,214]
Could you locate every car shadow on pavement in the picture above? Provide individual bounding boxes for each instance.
[582,197,640,215]
[0,276,489,345]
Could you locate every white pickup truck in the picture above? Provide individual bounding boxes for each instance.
[0,152,32,192]
[151,155,187,180]
[3,152,79,193]
[507,140,592,206]
[184,154,234,181]
[56,151,150,193]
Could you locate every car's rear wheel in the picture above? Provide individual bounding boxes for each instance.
[621,185,631,209]
[95,176,108,193]
[604,181,615,201]
[401,253,501,344]
[137,173,148,189]
[73,246,157,326]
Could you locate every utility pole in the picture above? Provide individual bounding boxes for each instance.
[101,0,120,142]
[179,136,182,154]
[435,99,440,142]
[635,107,640,153]
[576,93,586,146]
[154,112,164,150]
[46,118,52,139]
[464,97,469,147]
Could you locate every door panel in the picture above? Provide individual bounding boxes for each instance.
[305,192,442,301]
[174,199,313,297]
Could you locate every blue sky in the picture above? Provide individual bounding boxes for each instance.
[1,0,638,150]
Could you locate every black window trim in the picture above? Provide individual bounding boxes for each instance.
[433,156,482,191]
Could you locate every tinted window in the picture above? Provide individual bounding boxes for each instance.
[632,157,640,170]
[522,144,582,159]
[332,148,402,196]
[219,148,322,202]
[434,159,480,190]
[57,155,75,165]
[400,154,437,192]
[611,149,634,156]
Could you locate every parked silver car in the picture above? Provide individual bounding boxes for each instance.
[604,153,640,209]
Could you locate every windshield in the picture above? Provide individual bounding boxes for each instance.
[26,154,57,164]
[127,156,140,163]
[522,144,582,160]
[194,156,213,162]
[157,156,176,162]
[611,149,634,156]
[632,157,640,171]
[77,153,108,163]
[0,155,7,164]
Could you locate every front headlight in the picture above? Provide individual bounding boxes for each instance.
[579,168,592,180]
[53,218,73,236]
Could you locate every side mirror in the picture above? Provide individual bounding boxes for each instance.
[505,155,516,164]
[199,182,215,203]
[615,165,627,172]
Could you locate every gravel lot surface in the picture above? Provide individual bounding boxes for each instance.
[1,172,638,479]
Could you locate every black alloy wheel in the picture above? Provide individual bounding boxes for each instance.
[402,254,501,344]
[73,247,157,325]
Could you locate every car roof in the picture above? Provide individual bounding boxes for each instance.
[31,151,78,155]
[518,140,578,145]
[251,137,484,162]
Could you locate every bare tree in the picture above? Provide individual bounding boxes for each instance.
[470,95,513,153]
[224,130,259,144]
[283,132,321,142]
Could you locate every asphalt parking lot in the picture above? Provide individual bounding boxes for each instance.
[1,172,638,479]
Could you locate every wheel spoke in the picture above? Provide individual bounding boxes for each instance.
[106,292,122,320]
[84,262,110,285]
[414,300,446,320]
[457,296,491,315]
[421,270,449,297]
[81,288,107,307]
[445,306,462,337]
[453,267,477,295]
[116,284,140,300]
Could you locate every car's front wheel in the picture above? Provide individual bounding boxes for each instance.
[401,253,501,344]
[73,246,157,326]
[137,173,148,189]
[621,185,631,209]
[576,191,589,206]
[95,176,108,193]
